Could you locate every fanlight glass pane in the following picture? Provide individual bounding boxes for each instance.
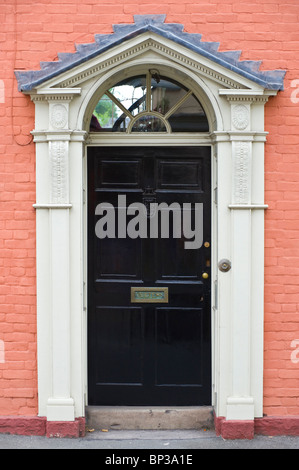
[168,94,209,132]
[131,115,167,133]
[110,75,147,116]
[90,94,126,132]
[151,76,188,115]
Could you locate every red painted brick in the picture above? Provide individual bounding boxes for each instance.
[0,416,46,436]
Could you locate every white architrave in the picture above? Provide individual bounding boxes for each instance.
[26,31,277,423]
[31,89,84,421]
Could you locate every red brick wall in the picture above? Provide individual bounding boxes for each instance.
[0,0,298,417]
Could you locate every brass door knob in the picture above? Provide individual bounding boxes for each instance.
[218,259,231,272]
[202,272,209,279]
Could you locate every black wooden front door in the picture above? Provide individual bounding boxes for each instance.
[88,147,211,406]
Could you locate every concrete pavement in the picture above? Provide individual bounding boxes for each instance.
[0,429,299,449]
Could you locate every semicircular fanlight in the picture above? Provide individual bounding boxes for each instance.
[90,72,209,133]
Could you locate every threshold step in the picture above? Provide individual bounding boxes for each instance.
[85,406,214,430]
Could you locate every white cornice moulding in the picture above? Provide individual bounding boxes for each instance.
[219,89,278,99]
[211,131,268,142]
[31,130,87,142]
[30,88,82,98]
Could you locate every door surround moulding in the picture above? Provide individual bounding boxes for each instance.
[15,15,285,426]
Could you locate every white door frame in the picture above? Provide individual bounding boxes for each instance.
[18,22,284,423]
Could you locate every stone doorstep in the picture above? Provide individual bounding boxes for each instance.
[85,406,215,431]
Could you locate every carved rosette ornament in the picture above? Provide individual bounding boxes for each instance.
[232,104,250,131]
[50,103,68,129]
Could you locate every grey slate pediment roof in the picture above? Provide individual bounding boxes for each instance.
[15,14,286,92]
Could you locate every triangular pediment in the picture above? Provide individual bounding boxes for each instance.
[15,14,285,93]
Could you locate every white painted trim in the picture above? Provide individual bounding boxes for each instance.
[219,89,278,98]
[87,133,212,147]
[228,204,268,210]
[27,31,273,424]
[34,88,82,96]
[33,204,73,209]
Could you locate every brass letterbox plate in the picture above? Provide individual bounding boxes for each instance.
[131,287,168,303]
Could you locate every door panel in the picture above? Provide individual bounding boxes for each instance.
[95,307,144,385]
[97,237,142,279]
[155,308,203,385]
[88,146,211,405]
[157,159,203,190]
